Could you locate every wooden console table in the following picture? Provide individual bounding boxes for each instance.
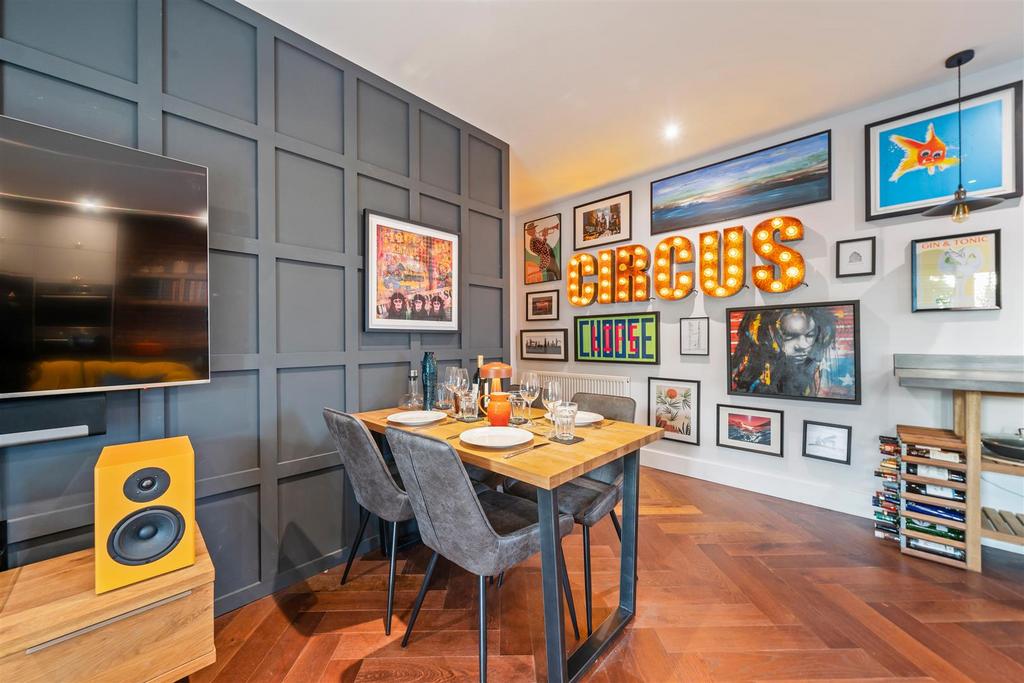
[0,525,215,682]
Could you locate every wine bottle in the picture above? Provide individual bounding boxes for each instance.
[904,518,965,542]
[907,536,966,562]
[905,482,965,502]
[905,462,966,483]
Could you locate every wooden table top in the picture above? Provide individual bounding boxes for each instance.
[354,407,663,490]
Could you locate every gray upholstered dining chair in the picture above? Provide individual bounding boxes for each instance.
[323,408,414,635]
[386,427,579,683]
[504,392,635,636]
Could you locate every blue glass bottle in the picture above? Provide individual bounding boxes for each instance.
[421,351,437,410]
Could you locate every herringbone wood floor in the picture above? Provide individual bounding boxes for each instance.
[194,468,1024,682]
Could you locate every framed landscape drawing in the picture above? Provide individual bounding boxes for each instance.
[865,81,1022,221]
[649,377,700,445]
[520,329,568,361]
[573,191,632,250]
[716,404,784,457]
[651,131,831,234]
[727,300,860,404]
[679,316,709,355]
[803,420,852,465]
[526,290,559,321]
[911,229,1000,312]
[835,236,876,278]
[365,210,458,333]
[574,312,660,365]
[524,213,562,284]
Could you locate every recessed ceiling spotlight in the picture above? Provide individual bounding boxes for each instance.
[662,122,681,141]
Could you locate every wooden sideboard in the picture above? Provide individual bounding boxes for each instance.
[0,525,215,682]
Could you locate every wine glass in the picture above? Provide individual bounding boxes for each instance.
[444,367,469,415]
[519,371,540,423]
[542,381,562,435]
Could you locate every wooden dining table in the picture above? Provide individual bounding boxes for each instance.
[353,406,663,683]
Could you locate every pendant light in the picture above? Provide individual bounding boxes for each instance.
[922,49,1004,222]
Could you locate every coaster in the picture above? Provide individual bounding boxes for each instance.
[549,435,584,445]
[456,416,484,423]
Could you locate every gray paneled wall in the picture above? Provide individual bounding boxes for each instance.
[0,0,509,614]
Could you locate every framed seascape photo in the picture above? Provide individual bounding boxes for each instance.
[524,213,561,284]
[365,210,458,333]
[911,229,1001,312]
[573,191,632,250]
[651,131,831,234]
[679,316,710,356]
[835,236,876,278]
[865,81,1022,221]
[520,329,568,362]
[716,404,784,457]
[574,312,660,365]
[526,290,559,321]
[803,420,852,465]
[727,300,860,405]
[649,378,700,445]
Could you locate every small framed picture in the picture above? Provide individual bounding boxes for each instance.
[911,229,1001,312]
[525,290,559,321]
[835,237,876,278]
[573,191,632,251]
[524,214,561,285]
[679,316,709,356]
[716,404,784,457]
[520,329,568,362]
[802,420,852,465]
[649,378,700,445]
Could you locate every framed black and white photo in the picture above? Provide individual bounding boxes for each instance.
[835,237,876,278]
[679,316,709,356]
[526,290,559,321]
[573,191,632,250]
[649,378,700,445]
[520,329,568,362]
[802,421,852,465]
[716,404,784,457]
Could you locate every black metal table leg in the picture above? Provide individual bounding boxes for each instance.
[536,486,568,683]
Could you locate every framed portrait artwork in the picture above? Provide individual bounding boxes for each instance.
[865,81,1022,221]
[803,420,852,465]
[574,312,660,365]
[679,316,709,356]
[524,213,561,284]
[911,229,1001,312]
[520,329,568,362]
[649,378,700,445]
[526,290,559,321]
[365,210,458,333]
[573,191,632,250]
[835,236,876,278]
[651,131,831,234]
[726,301,861,405]
[716,404,784,457]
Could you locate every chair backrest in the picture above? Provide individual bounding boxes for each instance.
[572,392,636,484]
[386,427,499,576]
[322,408,410,523]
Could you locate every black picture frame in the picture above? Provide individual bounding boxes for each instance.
[725,300,861,405]
[715,403,784,457]
[573,190,633,251]
[910,228,1001,312]
[864,80,1023,222]
[802,420,852,465]
[679,316,710,356]
[648,377,700,445]
[573,311,660,365]
[525,289,560,321]
[835,236,876,278]
[519,328,568,362]
[650,130,832,235]
[523,212,562,285]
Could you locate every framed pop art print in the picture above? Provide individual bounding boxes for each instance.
[911,229,1000,312]
[365,210,459,333]
[526,290,560,321]
[649,377,700,445]
[716,404,784,457]
[524,213,561,284]
[573,191,632,250]
[574,312,660,365]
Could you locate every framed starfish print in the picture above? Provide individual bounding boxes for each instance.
[864,80,1022,221]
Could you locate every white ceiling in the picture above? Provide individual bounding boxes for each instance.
[239,0,1024,213]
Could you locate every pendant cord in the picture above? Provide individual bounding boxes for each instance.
[957,62,963,189]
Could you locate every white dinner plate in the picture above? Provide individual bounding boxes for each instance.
[460,426,533,449]
[543,410,603,426]
[387,410,447,426]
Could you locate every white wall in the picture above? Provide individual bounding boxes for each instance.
[512,60,1024,552]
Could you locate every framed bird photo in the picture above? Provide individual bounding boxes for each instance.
[524,213,562,285]
[864,81,1022,221]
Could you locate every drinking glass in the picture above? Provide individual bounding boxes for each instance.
[519,371,540,422]
[554,402,578,442]
[458,387,479,420]
[434,384,452,411]
[541,381,562,435]
[444,367,469,414]
[509,392,529,425]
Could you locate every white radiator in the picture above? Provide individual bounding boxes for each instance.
[526,370,630,399]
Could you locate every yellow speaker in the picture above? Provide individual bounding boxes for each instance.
[94,435,196,594]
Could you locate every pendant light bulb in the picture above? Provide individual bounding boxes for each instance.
[952,202,970,224]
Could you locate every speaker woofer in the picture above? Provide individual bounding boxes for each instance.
[108,506,185,566]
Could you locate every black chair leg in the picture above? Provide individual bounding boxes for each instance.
[582,525,593,636]
[384,521,398,635]
[609,509,622,541]
[478,574,487,683]
[341,507,370,586]
[378,517,389,557]
[559,546,580,640]
[402,550,439,647]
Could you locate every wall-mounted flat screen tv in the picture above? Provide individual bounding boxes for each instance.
[0,116,210,398]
